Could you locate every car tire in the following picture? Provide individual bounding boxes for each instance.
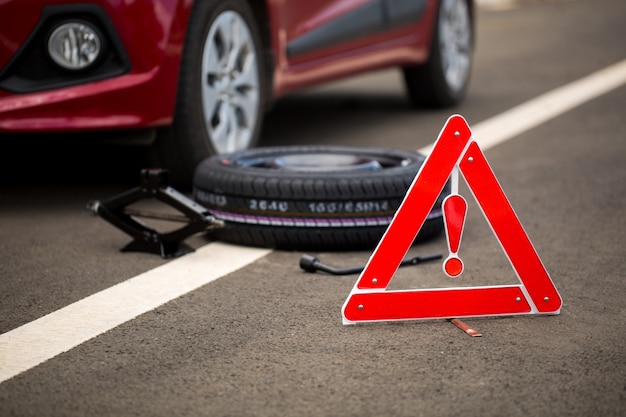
[193,146,450,251]
[403,0,473,107]
[153,0,267,189]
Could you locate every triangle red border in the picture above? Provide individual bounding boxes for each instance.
[342,115,562,324]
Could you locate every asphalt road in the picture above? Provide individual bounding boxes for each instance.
[1,1,625,416]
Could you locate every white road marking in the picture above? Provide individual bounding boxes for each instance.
[0,243,271,383]
[419,59,626,155]
[475,0,578,12]
[475,0,520,11]
[1,58,626,385]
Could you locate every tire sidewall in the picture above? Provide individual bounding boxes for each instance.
[193,146,449,249]
[431,0,474,104]
[403,0,473,107]
[194,146,429,200]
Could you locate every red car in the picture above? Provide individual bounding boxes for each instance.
[0,0,474,185]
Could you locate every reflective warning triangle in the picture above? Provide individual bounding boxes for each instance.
[342,115,562,324]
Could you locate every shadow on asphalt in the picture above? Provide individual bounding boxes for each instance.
[0,131,152,187]
[0,90,419,187]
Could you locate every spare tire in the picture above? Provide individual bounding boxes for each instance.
[193,146,449,250]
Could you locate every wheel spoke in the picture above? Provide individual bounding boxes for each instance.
[203,16,229,123]
[231,54,258,126]
[214,15,235,69]
[201,85,221,123]
[223,14,241,72]
[201,43,221,121]
[225,103,239,152]
[209,101,229,151]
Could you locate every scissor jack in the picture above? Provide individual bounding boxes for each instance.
[86,168,224,258]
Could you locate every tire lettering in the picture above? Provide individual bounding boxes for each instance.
[249,199,289,212]
[196,190,227,207]
[307,200,391,213]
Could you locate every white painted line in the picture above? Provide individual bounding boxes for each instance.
[475,0,520,11]
[2,58,626,385]
[419,59,626,155]
[0,242,271,384]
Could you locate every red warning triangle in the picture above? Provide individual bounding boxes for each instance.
[342,115,562,324]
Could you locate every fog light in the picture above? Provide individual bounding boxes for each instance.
[48,21,102,70]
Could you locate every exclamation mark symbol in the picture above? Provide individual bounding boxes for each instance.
[442,194,468,277]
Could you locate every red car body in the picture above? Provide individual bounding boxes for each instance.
[0,0,443,132]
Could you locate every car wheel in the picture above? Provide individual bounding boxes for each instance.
[193,146,450,250]
[153,0,266,188]
[403,0,473,107]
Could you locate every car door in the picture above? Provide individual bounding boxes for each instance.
[270,0,433,94]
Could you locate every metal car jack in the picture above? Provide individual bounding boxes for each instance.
[86,168,224,259]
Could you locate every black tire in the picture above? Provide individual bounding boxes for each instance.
[152,0,267,189]
[193,146,450,250]
[403,0,474,107]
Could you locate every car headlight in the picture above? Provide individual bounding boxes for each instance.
[47,21,102,70]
